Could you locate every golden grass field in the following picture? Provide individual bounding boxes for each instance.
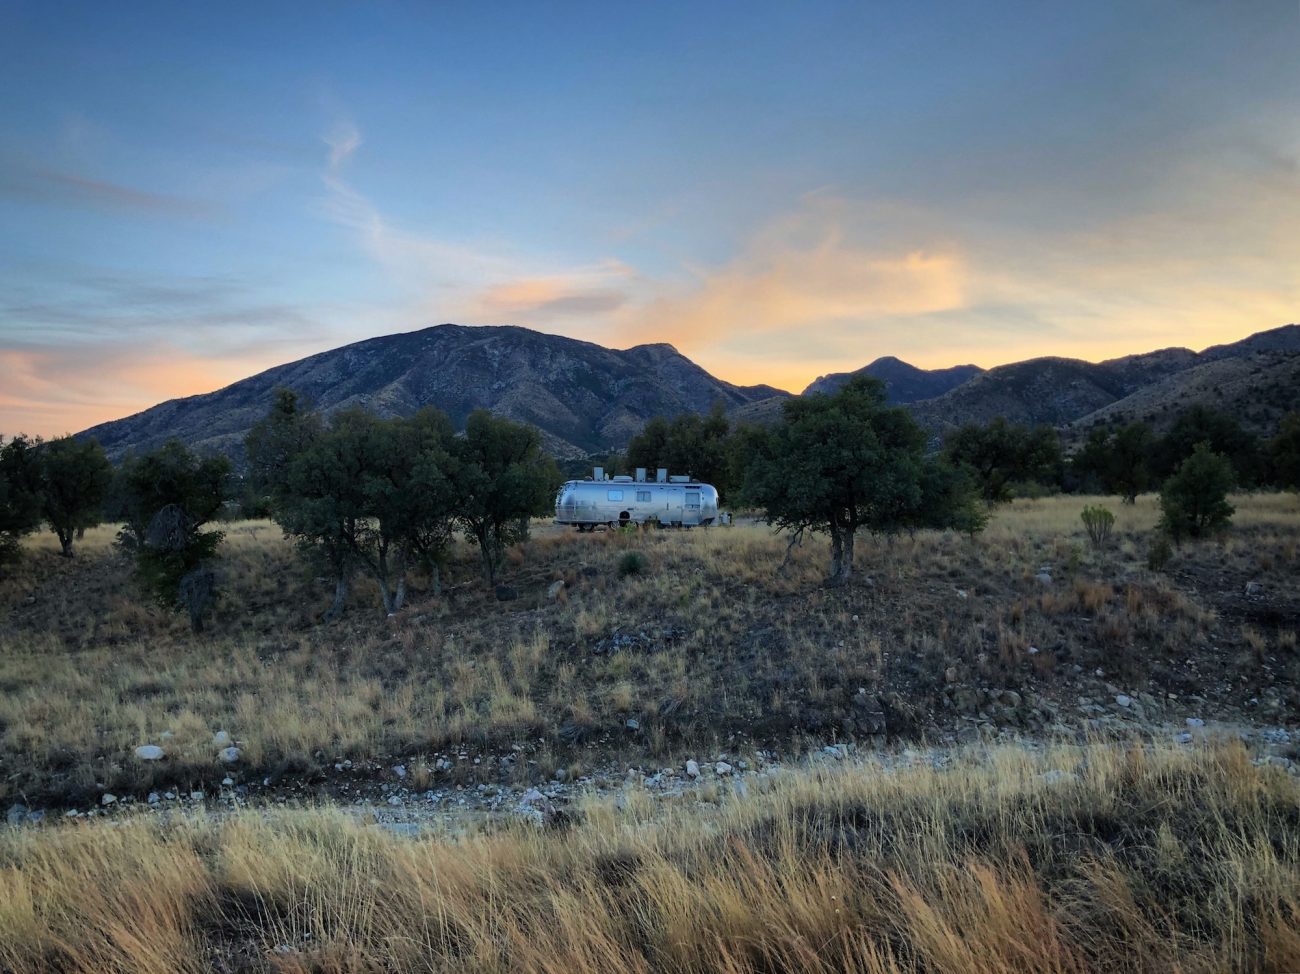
[0,493,1296,805]
[1,738,1298,972]
[0,493,1297,971]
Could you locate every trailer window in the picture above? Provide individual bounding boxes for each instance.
[686,491,700,508]
[607,490,624,501]
[636,490,651,502]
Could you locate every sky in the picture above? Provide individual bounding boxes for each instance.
[2,1,1298,437]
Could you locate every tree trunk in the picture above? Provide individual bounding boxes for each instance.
[476,524,498,586]
[837,526,856,585]
[57,530,74,558]
[323,574,350,623]
[828,525,844,582]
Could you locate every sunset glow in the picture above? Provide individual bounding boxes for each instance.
[2,2,1298,436]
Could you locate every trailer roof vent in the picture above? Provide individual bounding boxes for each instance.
[656,468,668,483]
[669,475,691,483]
[612,475,634,482]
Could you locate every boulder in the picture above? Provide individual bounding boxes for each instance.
[547,579,566,600]
[219,746,242,764]
[134,744,166,761]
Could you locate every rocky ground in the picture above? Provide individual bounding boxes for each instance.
[9,715,1296,835]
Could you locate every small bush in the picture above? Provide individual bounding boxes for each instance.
[1147,533,1173,571]
[1080,505,1115,548]
[617,551,648,578]
[1159,442,1234,542]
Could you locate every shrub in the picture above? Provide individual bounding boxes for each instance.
[617,551,648,578]
[1080,505,1115,548]
[1158,442,1235,542]
[1147,533,1173,571]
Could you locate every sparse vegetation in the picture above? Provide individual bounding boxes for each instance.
[1,739,1298,972]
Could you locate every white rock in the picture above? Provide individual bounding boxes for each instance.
[218,746,242,764]
[100,793,117,806]
[1038,770,1077,786]
[625,718,640,731]
[1114,694,1133,708]
[190,791,205,801]
[147,792,160,804]
[221,776,234,787]
[520,788,545,804]
[212,730,232,747]
[1175,732,1193,745]
[715,761,733,775]
[1186,717,1205,728]
[392,764,407,779]
[134,744,165,761]
[685,759,701,778]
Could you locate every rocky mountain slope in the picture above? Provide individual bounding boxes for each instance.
[80,324,786,460]
[804,356,983,402]
[79,322,1300,460]
[1064,352,1300,442]
[904,325,1300,435]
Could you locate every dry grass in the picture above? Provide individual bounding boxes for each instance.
[1,738,1298,972]
[0,495,1297,805]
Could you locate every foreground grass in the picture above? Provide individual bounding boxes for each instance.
[0,494,1297,805]
[1,739,1298,972]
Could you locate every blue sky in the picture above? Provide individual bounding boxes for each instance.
[2,1,1298,435]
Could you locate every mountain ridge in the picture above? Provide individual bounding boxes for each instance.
[78,322,1300,461]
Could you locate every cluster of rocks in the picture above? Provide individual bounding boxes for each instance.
[129,730,242,766]
[942,684,1059,734]
[591,626,687,655]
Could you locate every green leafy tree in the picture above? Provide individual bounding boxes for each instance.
[1074,422,1153,502]
[943,418,1062,504]
[454,411,558,586]
[1269,412,1300,490]
[109,441,229,550]
[742,376,984,585]
[262,406,461,618]
[38,436,113,557]
[626,402,736,497]
[1159,442,1235,542]
[1155,406,1261,486]
[350,408,459,614]
[0,434,43,570]
[244,388,323,499]
[112,441,230,631]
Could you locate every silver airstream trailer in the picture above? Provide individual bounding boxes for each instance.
[555,467,720,530]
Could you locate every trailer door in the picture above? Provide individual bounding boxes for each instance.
[684,489,701,525]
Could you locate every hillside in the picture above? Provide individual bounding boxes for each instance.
[79,324,787,461]
[1064,351,1300,442]
[906,326,1300,435]
[803,356,984,402]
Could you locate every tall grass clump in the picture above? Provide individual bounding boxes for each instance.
[0,740,1297,972]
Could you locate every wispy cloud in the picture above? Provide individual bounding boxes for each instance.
[315,119,639,336]
[0,160,215,218]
